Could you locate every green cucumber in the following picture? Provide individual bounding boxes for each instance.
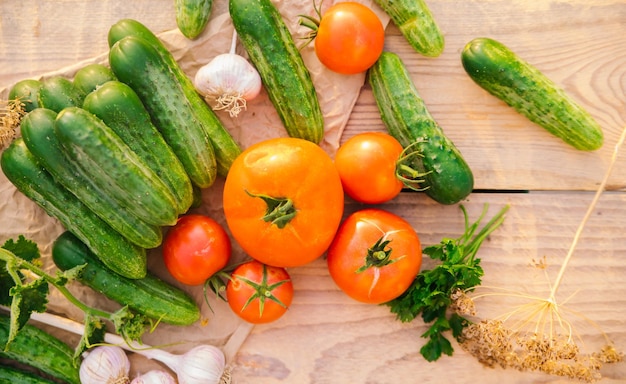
[52,231,200,326]
[83,80,194,214]
[0,365,56,384]
[368,51,474,205]
[0,313,80,384]
[55,107,179,227]
[108,18,241,179]
[20,108,163,249]
[72,63,117,95]
[0,138,147,279]
[461,37,603,151]
[8,79,42,112]
[108,36,217,188]
[373,0,444,57]
[230,0,324,144]
[37,76,84,112]
[175,0,213,39]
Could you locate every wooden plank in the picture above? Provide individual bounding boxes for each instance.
[1,1,625,382]
[231,191,626,383]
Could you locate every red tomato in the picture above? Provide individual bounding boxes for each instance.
[334,132,405,204]
[327,209,422,304]
[226,260,294,324]
[223,137,344,268]
[162,214,231,286]
[313,2,385,74]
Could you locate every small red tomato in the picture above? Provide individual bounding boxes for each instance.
[162,214,231,286]
[327,208,422,304]
[313,2,385,74]
[226,260,294,324]
[334,132,405,204]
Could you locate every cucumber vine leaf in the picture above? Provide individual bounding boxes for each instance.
[0,235,150,360]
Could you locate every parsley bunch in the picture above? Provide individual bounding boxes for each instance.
[385,204,509,362]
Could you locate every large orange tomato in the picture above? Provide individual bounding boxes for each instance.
[223,137,344,268]
[312,2,385,75]
[327,208,422,304]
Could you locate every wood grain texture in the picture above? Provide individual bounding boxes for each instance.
[344,0,626,192]
[232,192,626,383]
[1,0,625,383]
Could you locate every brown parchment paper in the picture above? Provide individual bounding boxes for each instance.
[0,0,389,378]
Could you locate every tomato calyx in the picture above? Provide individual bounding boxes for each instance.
[233,263,291,317]
[395,140,431,192]
[297,0,323,48]
[356,236,405,273]
[246,190,297,229]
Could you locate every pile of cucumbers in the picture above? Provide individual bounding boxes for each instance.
[2,19,241,281]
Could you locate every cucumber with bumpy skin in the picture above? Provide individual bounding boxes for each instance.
[72,63,117,95]
[175,0,213,39]
[52,231,201,326]
[0,138,147,279]
[373,0,444,57]
[21,108,163,249]
[108,19,241,179]
[8,79,42,112]
[0,313,80,384]
[55,106,179,227]
[230,0,324,144]
[368,51,474,205]
[461,37,603,151]
[0,365,56,384]
[83,80,194,214]
[37,76,84,112]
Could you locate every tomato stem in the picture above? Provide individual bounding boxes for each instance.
[297,0,324,48]
[246,190,297,229]
[235,264,291,317]
[396,140,430,192]
[356,236,403,273]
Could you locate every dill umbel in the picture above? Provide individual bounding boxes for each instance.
[0,99,25,148]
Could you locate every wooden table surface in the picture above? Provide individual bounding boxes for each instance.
[1,1,625,383]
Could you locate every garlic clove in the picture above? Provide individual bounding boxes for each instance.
[194,53,262,117]
[131,370,176,384]
[80,345,131,384]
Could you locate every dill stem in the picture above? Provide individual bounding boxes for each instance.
[549,125,626,301]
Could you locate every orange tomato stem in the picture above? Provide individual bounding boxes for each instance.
[245,190,297,229]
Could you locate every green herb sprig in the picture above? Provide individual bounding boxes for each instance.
[0,235,152,361]
[385,203,509,362]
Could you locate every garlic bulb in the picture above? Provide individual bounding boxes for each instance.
[131,370,176,384]
[138,344,227,384]
[80,345,131,384]
[174,345,226,384]
[194,29,262,117]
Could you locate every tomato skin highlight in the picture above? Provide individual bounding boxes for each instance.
[334,132,404,204]
[226,260,294,324]
[162,214,231,286]
[223,137,344,268]
[327,208,422,304]
[314,2,385,75]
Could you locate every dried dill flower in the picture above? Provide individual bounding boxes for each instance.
[0,98,26,148]
[459,317,622,383]
[450,289,476,316]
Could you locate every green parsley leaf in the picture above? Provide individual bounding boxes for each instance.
[385,204,509,362]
